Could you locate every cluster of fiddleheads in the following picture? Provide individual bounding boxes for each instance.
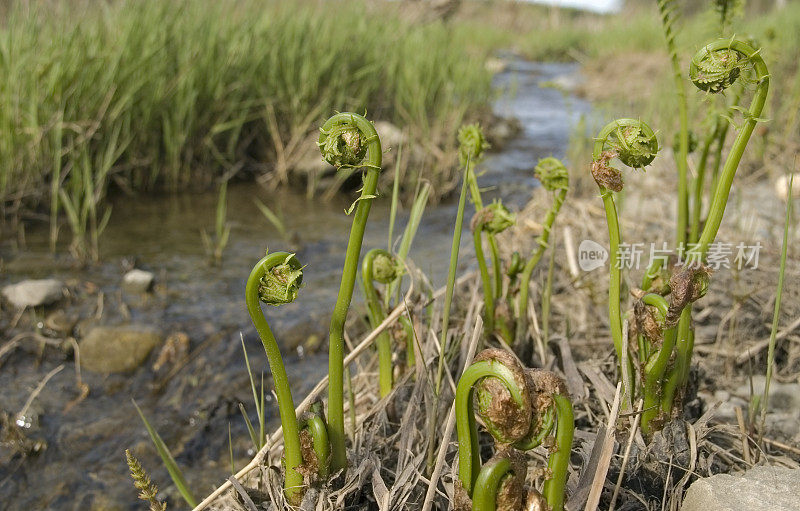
[662,37,769,419]
[462,128,571,354]
[592,35,769,432]
[458,124,515,342]
[455,349,573,511]
[244,113,384,502]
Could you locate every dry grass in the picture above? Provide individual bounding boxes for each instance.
[196,153,799,509]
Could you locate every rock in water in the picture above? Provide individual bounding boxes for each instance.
[681,465,800,511]
[1,279,65,308]
[79,326,161,373]
[122,269,155,294]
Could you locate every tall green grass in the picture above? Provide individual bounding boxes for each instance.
[0,0,491,253]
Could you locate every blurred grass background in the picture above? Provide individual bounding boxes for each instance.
[1,0,797,257]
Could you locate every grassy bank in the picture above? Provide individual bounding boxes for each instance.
[0,0,492,254]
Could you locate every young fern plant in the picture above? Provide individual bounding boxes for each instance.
[361,248,404,397]
[514,157,569,353]
[245,251,308,504]
[590,119,659,410]
[454,349,574,511]
[471,200,516,339]
[458,124,516,340]
[659,37,770,416]
[318,112,383,473]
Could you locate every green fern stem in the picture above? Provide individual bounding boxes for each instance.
[638,294,678,435]
[591,119,659,410]
[301,402,331,480]
[474,227,496,336]
[471,454,517,511]
[320,112,383,473]
[361,248,398,397]
[542,393,574,511]
[664,40,769,414]
[691,38,769,256]
[514,185,567,347]
[245,252,305,504]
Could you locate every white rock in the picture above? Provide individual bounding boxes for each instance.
[122,269,154,294]
[774,173,800,201]
[1,279,64,308]
[681,465,800,511]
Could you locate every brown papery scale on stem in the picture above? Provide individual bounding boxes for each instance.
[633,297,664,344]
[298,428,320,484]
[667,263,712,325]
[453,480,472,511]
[474,349,534,444]
[591,151,624,192]
[525,488,548,511]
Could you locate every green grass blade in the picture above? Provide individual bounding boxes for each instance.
[132,400,198,507]
[387,145,404,252]
[759,173,794,441]
[238,403,259,452]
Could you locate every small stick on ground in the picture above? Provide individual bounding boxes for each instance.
[17,364,64,421]
[734,406,752,466]
[584,382,622,511]
[228,476,258,511]
[608,399,643,511]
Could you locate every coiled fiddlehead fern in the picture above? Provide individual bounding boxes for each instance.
[472,200,515,337]
[245,252,306,504]
[319,112,383,473]
[591,119,659,410]
[455,349,573,511]
[514,157,569,352]
[688,38,769,258]
[361,248,402,397]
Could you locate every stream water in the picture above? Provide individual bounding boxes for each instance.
[0,60,589,509]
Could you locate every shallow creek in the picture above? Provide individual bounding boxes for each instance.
[0,60,589,509]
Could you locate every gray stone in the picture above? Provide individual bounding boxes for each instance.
[293,132,332,177]
[1,279,64,308]
[79,326,161,373]
[735,376,800,412]
[122,269,154,294]
[373,121,407,152]
[681,465,800,511]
